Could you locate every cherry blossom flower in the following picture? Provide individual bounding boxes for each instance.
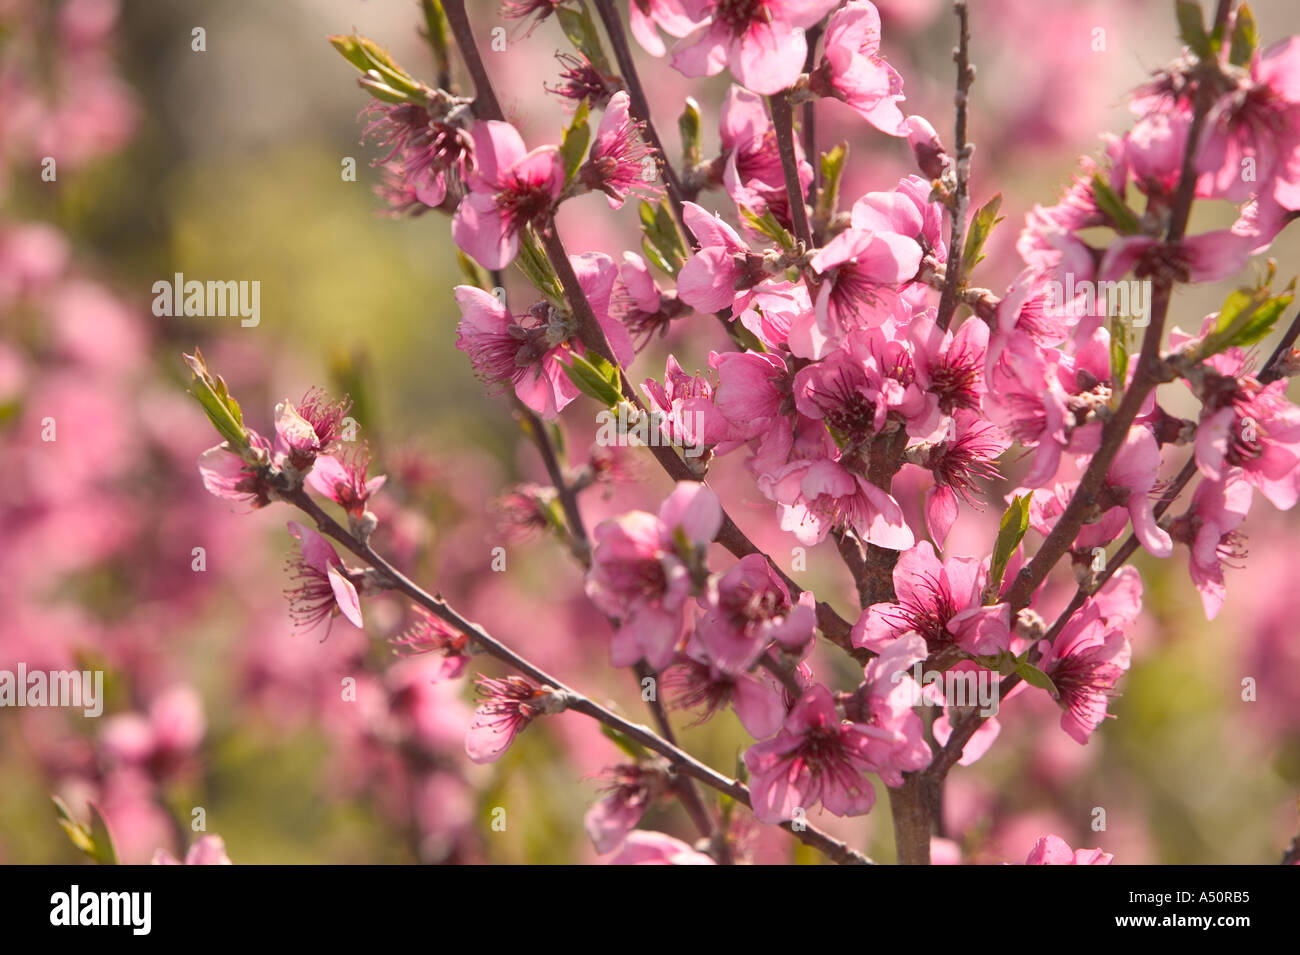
[606,830,716,864]
[664,636,788,738]
[451,121,564,269]
[675,201,765,315]
[586,483,722,668]
[360,101,472,209]
[671,0,842,96]
[695,553,815,670]
[285,520,364,632]
[812,1,907,135]
[1024,834,1112,865]
[1038,600,1130,744]
[852,540,1010,656]
[579,91,660,207]
[584,764,666,854]
[465,675,554,763]
[307,446,386,519]
[743,684,889,823]
[197,430,274,509]
[1170,472,1252,620]
[152,835,233,865]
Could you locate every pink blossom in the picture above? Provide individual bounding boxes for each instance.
[628,0,705,58]
[197,431,274,509]
[642,354,736,448]
[915,410,1010,547]
[675,201,763,315]
[852,540,1010,656]
[743,684,888,823]
[671,0,842,96]
[761,455,914,549]
[1170,472,1251,620]
[855,633,934,784]
[718,86,812,232]
[813,1,907,135]
[806,222,922,355]
[1037,600,1130,744]
[585,764,665,854]
[1189,347,1300,511]
[579,91,660,207]
[1024,834,1112,865]
[696,553,815,671]
[451,121,564,269]
[664,637,788,738]
[285,520,364,631]
[306,446,387,518]
[465,675,549,763]
[586,483,722,668]
[713,348,793,440]
[607,830,716,864]
[152,835,233,865]
[360,101,472,209]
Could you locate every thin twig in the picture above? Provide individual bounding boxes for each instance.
[283,486,872,864]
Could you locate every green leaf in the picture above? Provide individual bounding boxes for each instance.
[1091,174,1140,235]
[184,350,249,450]
[515,228,565,304]
[639,199,687,276]
[562,352,622,408]
[814,142,848,232]
[555,1,612,72]
[989,494,1031,598]
[1175,0,1213,58]
[53,797,119,865]
[457,251,489,290]
[599,722,646,759]
[560,100,591,184]
[419,0,453,81]
[740,204,795,253]
[1228,3,1258,66]
[328,34,372,72]
[961,192,1004,281]
[679,97,702,169]
[1015,660,1059,697]
[1109,315,1129,405]
[1207,281,1296,353]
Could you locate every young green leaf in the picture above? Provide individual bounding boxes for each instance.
[679,97,702,169]
[1175,0,1213,58]
[1228,2,1258,66]
[1090,174,1140,234]
[988,494,1031,597]
[560,100,592,184]
[563,352,622,408]
[961,192,1004,281]
[555,2,612,72]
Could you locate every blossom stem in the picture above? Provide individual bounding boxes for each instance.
[769,92,813,248]
[441,0,503,122]
[281,486,872,864]
[1000,2,1231,613]
[535,219,863,657]
[934,0,973,332]
[802,24,822,207]
[514,399,592,566]
[591,0,690,233]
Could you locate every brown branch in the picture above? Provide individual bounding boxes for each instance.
[935,0,974,332]
[769,92,813,248]
[441,0,503,122]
